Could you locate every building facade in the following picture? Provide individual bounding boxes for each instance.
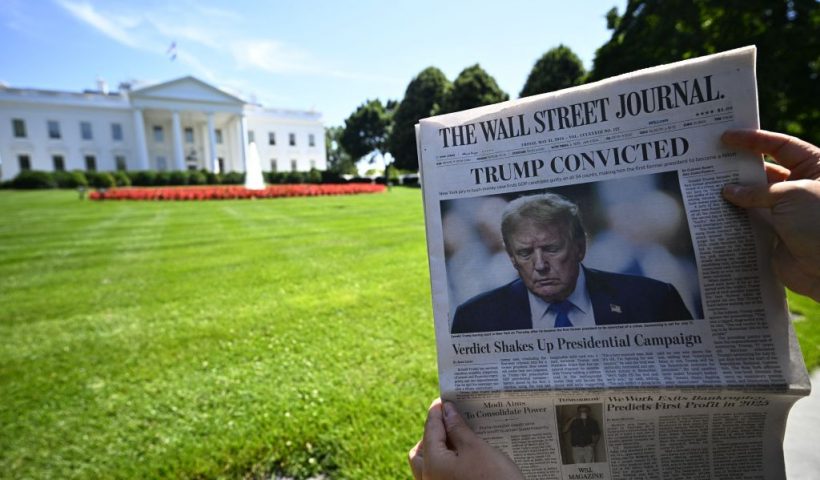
[0,76,326,181]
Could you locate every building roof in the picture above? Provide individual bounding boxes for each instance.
[132,76,246,105]
[0,76,321,120]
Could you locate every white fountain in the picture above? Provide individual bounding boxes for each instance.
[244,141,265,190]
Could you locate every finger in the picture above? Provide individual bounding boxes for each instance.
[722,184,776,209]
[408,440,424,480]
[772,243,820,302]
[764,162,791,183]
[721,129,820,179]
[422,398,449,456]
[441,401,479,451]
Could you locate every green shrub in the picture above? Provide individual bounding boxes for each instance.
[52,171,71,188]
[221,172,244,184]
[169,171,189,186]
[320,170,344,184]
[348,177,374,184]
[53,170,89,188]
[88,172,116,189]
[401,175,420,187]
[188,171,207,185]
[285,171,305,184]
[205,171,222,185]
[130,171,157,186]
[308,168,322,184]
[155,172,172,186]
[112,171,131,187]
[11,171,57,189]
[265,171,287,184]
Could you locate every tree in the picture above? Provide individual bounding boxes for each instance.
[519,45,586,98]
[340,99,393,161]
[387,67,452,171]
[441,64,509,114]
[325,126,356,174]
[589,0,819,142]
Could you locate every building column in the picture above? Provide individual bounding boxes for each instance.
[132,109,150,170]
[171,111,186,171]
[207,112,219,173]
[235,113,248,173]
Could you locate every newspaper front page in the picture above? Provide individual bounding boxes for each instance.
[417,47,810,480]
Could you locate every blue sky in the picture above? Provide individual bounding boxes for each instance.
[1,0,624,127]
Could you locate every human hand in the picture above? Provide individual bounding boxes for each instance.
[721,129,820,301]
[408,398,525,480]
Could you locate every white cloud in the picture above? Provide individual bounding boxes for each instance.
[189,3,242,22]
[147,16,221,49]
[54,0,400,87]
[174,50,218,82]
[230,39,401,84]
[231,39,315,74]
[56,0,143,49]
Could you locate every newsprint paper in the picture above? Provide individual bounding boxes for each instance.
[416,47,810,480]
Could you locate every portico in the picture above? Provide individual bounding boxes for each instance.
[130,77,247,174]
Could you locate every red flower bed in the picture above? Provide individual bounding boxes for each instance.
[89,184,386,201]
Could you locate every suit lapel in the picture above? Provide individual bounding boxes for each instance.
[508,279,533,330]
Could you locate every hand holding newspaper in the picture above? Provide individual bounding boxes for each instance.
[415,47,810,480]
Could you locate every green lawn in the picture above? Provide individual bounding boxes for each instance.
[0,189,817,479]
[0,189,437,479]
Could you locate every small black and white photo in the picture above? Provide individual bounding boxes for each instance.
[556,403,606,465]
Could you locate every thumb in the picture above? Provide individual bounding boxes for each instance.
[442,402,479,450]
[722,184,776,209]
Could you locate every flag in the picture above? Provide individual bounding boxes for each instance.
[166,41,177,61]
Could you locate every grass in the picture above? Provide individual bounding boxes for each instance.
[791,292,820,372]
[0,189,437,479]
[0,189,817,479]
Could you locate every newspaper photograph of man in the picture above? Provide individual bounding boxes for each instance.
[443,172,703,334]
[557,404,606,465]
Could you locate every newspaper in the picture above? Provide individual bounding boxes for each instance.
[416,47,810,480]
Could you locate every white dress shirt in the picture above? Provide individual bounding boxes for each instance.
[528,267,595,329]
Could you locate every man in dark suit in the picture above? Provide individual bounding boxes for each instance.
[451,193,693,334]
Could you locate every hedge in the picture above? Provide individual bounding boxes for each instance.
[5,169,407,189]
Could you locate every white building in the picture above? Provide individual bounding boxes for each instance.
[0,76,326,181]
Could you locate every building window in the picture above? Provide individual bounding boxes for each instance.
[18,154,31,171]
[84,155,97,171]
[289,133,296,146]
[157,156,167,171]
[310,159,316,169]
[291,159,297,172]
[248,130,255,143]
[48,120,61,139]
[53,155,65,171]
[153,125,164,143]
[215,129,223,144]
[12,119,27,138]
[217,157,224,172]
[80,121,93,140]
[115,155,127,171]
[270,159,277,172]
[268,132,276,145]
[112,123,123,141]
[184,127,194,143]
[309,134,315,147]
